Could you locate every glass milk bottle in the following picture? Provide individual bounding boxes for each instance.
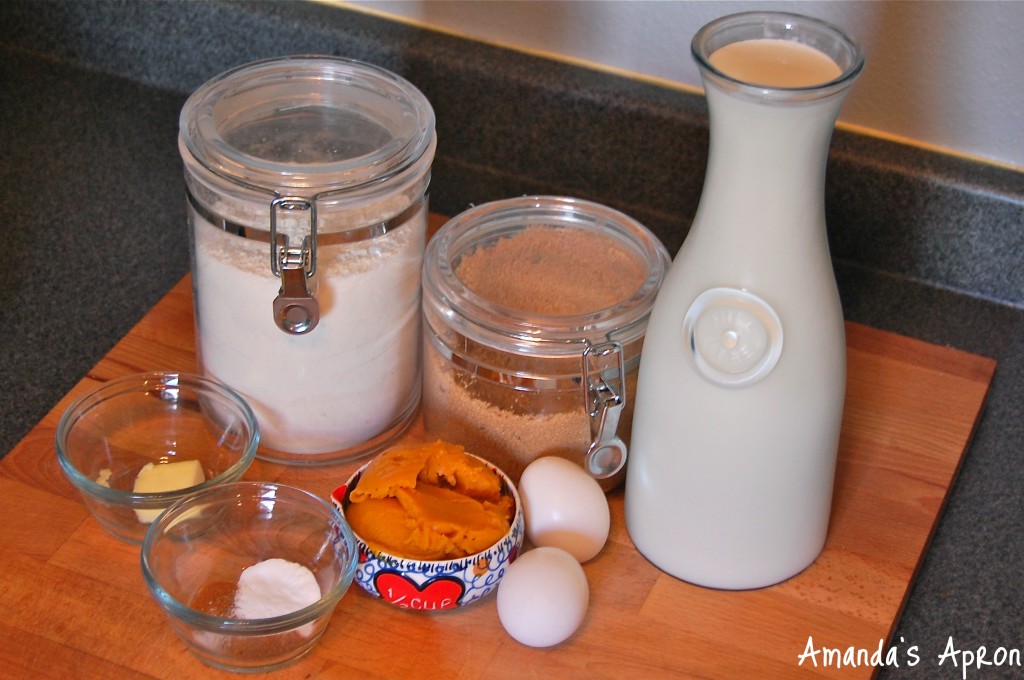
[179,57,435,464]
[625,13,864,589]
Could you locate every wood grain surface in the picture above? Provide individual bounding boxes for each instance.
[0,251,995,679]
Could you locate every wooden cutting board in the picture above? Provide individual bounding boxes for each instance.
[0,261,995,679]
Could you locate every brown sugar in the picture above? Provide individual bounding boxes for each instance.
[454,225,647,315]
[423,224,649,487]
[422,351,639,485]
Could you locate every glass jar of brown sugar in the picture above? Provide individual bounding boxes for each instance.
[421,196,669,490]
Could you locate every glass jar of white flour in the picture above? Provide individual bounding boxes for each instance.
[179,56,436,464]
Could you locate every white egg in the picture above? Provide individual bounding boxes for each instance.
[519,456,611,563]
[496,547,589,648]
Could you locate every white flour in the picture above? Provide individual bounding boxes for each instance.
[192,204,425,455]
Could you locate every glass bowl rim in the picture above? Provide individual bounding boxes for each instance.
[55,371,261,505]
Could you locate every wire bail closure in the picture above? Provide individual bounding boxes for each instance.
[583,341,628,479]
[270,196,320,335]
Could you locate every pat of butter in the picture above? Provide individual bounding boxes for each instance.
[96,468,112,487]
[133,460,205,524]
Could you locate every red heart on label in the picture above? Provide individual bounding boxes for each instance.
[329,484,349,506]
[374,572,465,611]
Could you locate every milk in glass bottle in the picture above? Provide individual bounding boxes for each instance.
[625,13,864,589]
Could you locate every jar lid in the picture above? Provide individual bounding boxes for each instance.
[179,56,435,195]
[423,196,670,355]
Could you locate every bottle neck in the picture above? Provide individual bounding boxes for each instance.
[689,12,864,210]
[700,78,849,208]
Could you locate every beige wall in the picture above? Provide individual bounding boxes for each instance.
[331,0,1024,171]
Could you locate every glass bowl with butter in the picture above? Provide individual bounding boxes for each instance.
[56,371,259,544]
[331,440,525,611]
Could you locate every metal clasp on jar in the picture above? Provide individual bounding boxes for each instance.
[270,196,319,335]
[582,341,627,480]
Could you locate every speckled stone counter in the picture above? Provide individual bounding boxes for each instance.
[1,1,1021,677]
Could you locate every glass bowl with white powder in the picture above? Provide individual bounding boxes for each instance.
[56,371,260,544]
[141,481,358,673]
[179,56,436,464]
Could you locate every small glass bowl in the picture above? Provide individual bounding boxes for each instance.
[330,452,525,611]
[55,371,259,544]
[141,481,358,673]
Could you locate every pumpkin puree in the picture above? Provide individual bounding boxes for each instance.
[346,440,514,560]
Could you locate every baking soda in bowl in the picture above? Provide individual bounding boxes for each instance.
[180,56,436,463]
[234,559,322,622]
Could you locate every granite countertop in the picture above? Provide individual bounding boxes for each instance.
[1,1,1021,677]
